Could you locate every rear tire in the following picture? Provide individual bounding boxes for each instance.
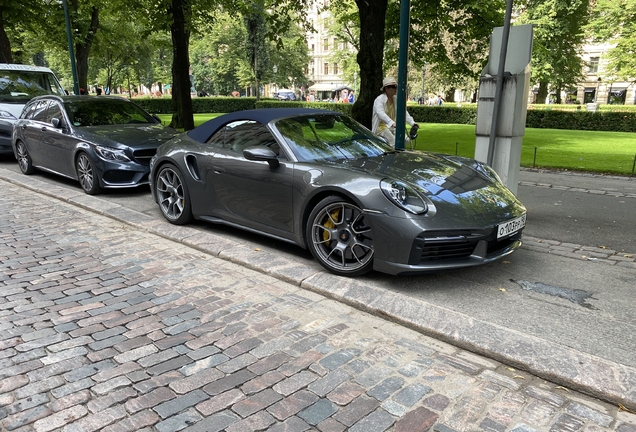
[16,141,34,175]
[155,164,193,225]
[306,196,374,277]
[76,152,102,195]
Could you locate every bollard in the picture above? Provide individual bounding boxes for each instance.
[533,147,537,168]
[632,153,636,177]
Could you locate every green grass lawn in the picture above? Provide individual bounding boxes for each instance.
[157,113,636,176]
[416,124,636,175]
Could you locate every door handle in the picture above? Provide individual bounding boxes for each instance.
[21,125,27,130]
[212,166,225,174]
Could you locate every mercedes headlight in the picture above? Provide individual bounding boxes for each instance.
[0,110,17,120]
[94,146,130,162]
[380,179,428,214]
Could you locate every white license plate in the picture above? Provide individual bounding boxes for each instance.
[497,214,526,239]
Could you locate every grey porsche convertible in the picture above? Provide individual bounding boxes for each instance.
[149,108,526,277]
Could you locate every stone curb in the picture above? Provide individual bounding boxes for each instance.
[2,168,635,412]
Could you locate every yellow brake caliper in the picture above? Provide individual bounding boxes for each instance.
[323,209,340,243]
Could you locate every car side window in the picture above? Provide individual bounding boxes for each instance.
[227,121,283,157]
[31,101,50,122]
[206,127,225,148]
[206,120,284,159]
[46,102,64,125]
[22,102,37,119]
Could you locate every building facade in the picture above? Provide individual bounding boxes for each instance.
[575,42,635,106]
[305,0,351,100]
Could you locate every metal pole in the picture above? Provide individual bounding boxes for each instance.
[62,0,79,95]
[421,65,425,102]
[486,0,514,166]
[395,0,411,150]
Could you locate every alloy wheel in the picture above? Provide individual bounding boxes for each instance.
[309,199,374,275]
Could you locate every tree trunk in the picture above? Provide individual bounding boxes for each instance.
[0,7,13,64]
[538,81,548,104]
[352,0,388,129]
[73,5,99,93]
[169,0,194,130]
[445,88,455,103]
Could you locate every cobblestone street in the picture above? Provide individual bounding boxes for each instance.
[1,180,635,432]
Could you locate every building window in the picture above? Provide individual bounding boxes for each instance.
[588,57,599,74]
[311,44,314,52]
[334,63,339,75]
[324,63,329,75]
[311,67,315,76]
[323,38,329,51]
[333,38,338,50]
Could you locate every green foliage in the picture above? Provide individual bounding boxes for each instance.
[134,96,259,113]
[243,2,269,98]
[189,10,310,97]
[401,0,505,88]
[408,105,478,124]
[134,96,636,133]
[587,0,636,81]
[517,0,590,102]
[255,100,354,114]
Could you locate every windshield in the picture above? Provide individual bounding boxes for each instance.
[64,99,156,127]
[0,71,66,102]
[274,114,393,162]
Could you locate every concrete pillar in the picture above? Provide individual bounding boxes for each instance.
[475,25,533,196]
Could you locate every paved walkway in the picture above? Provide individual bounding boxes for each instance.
[1,181,635,431]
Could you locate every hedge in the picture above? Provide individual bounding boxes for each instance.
[132,96,636,132]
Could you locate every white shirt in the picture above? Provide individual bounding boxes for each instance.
[372,93,415,133]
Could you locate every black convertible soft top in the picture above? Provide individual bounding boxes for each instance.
[187,108,338,143]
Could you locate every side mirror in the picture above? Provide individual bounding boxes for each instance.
[243,146,279,168]
[51,118,63,129]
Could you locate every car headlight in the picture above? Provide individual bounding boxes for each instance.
[94,145,131,162]
[0,110,17,120]
[380,179,428,214]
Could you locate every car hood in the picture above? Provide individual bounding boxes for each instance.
[75,124,178,149]
[342,151,525,223]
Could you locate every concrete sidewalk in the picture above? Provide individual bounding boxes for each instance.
[1,179,635,432]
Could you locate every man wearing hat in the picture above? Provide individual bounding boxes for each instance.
[372,76,418,147]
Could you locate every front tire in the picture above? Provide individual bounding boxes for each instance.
[307,196,374,277]
[155,164,193,225]
[76,152,102,195]
[16,141,34,175]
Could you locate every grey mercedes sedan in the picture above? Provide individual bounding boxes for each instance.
[12,95,177,194]
[149,108,526,277]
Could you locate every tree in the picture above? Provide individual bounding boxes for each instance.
[190,8,309,97]
[0,0,47,63]
[141,0,217,130]
[517,0,590,103]
[587,0,636,82]
[351,0,388,128]
[323,0,504,127]
[244,1,269,99]
[190,13,249,95]
[90,14,152,94]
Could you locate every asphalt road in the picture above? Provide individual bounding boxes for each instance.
[1,155,635,373]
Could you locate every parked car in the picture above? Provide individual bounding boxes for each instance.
[275,90,297,101]
[0,63,66,155]
[12,95,177,194]
[149,108,526,277]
